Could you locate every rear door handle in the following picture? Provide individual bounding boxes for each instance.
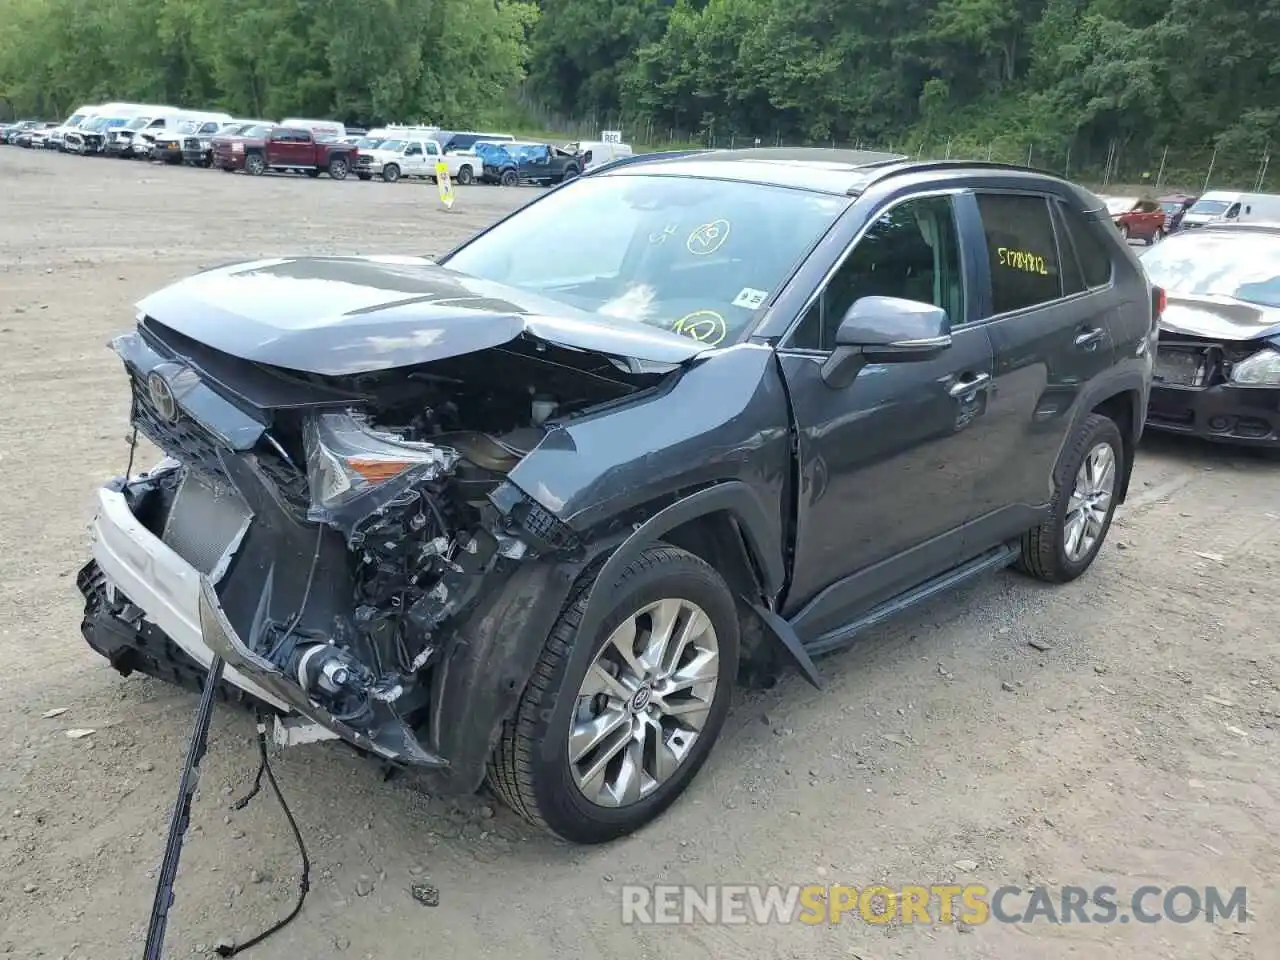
[949,372,991,398]
[1075,327,1105,350]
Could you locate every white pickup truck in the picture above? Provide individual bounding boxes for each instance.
[354,136,481,184]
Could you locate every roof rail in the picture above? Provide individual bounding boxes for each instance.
[847,158,1061,195]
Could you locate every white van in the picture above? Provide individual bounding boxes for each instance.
[64,104,172,154]
[52,103,176,151]
[569,139,634,172]
[281,118,346,141]
[1180,191,1280,229]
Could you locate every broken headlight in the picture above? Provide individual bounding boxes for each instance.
[303,411,459,533]
[1230,346,1280,385]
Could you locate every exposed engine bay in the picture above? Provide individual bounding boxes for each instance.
[101,314,673,769]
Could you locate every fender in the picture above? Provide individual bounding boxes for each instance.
[577,482,822,689]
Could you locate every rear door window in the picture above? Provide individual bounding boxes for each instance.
[975,194,1064,314]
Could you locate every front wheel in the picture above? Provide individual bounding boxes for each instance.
[500,169,518,187]
[327,157,349,180]
[1119,224,1131,241]
[487,544,739,844]
[381,163,400,183]
[244,152,266,176]
[1016,413,1124,583]
[1149,227,1165,245]
[456,164,474,185]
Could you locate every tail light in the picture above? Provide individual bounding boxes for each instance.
[1150,285,1166,335]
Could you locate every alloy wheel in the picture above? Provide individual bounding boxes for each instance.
[568,598,720,808]
[1064,441,1116,562]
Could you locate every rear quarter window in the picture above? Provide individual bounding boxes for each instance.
[1056,202,1114,289]
[975,194,1064,314]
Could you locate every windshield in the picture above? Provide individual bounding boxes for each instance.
[1159,201,1184,214]
[242,125,271,138]
[1141,231,1280,308]
[377,139,406,151]
[126,117,151,131]
[175,120,199,133]
[442,174,849,345]
[1104,197,1137,215]
[64,113,85,126]
[104,118,128,129]
[1188,199,1232,216]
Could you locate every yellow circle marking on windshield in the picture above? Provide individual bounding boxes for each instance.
[686,219,731,256]
[672,310,727,346]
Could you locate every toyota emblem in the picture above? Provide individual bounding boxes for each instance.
[146,371,179,423]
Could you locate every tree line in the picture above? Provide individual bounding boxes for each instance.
[2,0,1276,183]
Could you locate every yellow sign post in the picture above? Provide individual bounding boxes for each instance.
[435,160,454,210]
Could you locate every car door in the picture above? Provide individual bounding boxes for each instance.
[401,140,425,175]
[970,191,1118,535]
[774,191,996,636]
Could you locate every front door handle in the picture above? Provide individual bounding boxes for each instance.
[1075,327,1106,350]
[948,372,991,398]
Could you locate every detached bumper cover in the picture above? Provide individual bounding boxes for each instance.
[1147,382,1280,444]
[87,485,289,708]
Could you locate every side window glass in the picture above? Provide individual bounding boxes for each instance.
[976,194,1063,314]
[1226,203,1241,218]
[789,195,965,351]
[1052,204,1086,296]
[1056,202,1113,288]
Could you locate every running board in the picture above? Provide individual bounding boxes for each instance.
[802,543,1021,657]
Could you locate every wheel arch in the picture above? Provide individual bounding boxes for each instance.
[1089,387,1142,503]
[577,483,820,689]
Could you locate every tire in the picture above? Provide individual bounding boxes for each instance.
[221,165,234,173]
[500,169,518,187]
[1016,413,1125,583]
[381,163,400,183]
[562,166,579,181]
[328,157,349,180]
[357,172,371,181]
[244,152,266,176]
[487,544,740,844]
[456,164,474,185]
[1119,224,1131,241]
[1149,228,1164,245]
[306,169,321,178]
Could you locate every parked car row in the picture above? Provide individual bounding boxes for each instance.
[2,103,635,189]
[1100,190,1280,243]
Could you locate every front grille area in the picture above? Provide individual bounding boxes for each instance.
[128,368,310,510]
[183,138,200,151]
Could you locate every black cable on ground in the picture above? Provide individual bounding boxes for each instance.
[216,717,312,957]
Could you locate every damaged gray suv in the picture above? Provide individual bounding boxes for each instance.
[78,149,1157,843]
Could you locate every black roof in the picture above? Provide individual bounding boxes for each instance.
[598,146,1078,198]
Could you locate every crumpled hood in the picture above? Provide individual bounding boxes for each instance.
[135,255,709,376]
[1160,293,1280,343]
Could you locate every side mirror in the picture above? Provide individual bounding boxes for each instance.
[821,296,952,388]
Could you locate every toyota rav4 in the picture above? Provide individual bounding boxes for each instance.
[77,149,1156,844]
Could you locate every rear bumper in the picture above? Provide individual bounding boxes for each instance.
[1146,382,1280,445]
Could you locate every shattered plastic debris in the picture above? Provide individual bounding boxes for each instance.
[40,708,68,719]
[64,728,96,739]
[410,882,440,907]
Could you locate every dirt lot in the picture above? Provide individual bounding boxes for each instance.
[0,147,1276,960]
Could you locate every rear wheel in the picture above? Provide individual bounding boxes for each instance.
[456,164,474,185]
[1017,413,1124,583]
[327,157,349,180]
[381,163,401,183]
[488,544,739,844]
[244,152,266,176]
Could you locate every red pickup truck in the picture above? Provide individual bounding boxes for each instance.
[212,125,356,179]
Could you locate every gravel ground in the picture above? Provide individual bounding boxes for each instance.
[0,147,1276,960]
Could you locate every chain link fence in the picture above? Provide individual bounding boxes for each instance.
[521,106,1275,195]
